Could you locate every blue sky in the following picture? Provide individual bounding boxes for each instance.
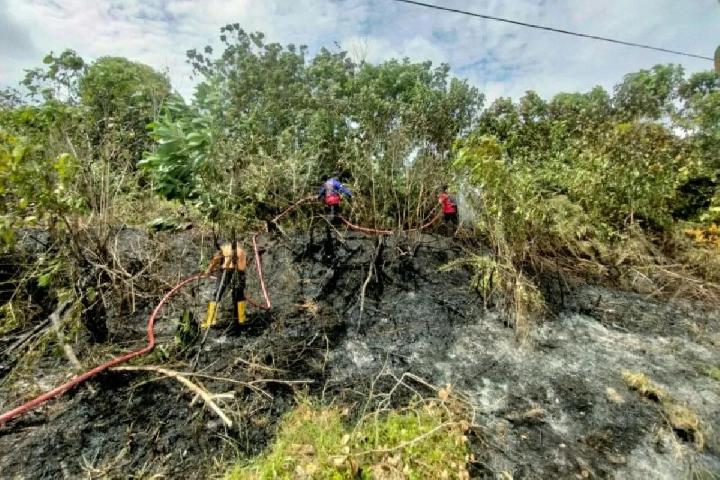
[1,0,718,103]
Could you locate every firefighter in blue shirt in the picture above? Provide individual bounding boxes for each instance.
[317,174,352,222]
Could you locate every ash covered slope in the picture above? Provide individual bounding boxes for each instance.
[0,229,718,478]
[268,230,720,478]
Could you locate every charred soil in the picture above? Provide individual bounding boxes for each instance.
[0,227,719,478]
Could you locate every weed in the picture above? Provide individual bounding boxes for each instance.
[174,309,200,353]
[0,301,22,335]
[226,399,471,479]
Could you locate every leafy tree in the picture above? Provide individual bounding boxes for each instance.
[140,96,212,204]
[22,49,86,103]
[613,64,684,121]
[0,128,83,249]
[679,71,720,164]
[79,57,171,166]
[141,25,483,226]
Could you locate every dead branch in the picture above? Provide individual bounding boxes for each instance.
[49,299,82,372]
[111,365,233,428]
[3,318,51,357]
[246,378,314,386]
[359,237,382,322]
[180,371,274,400]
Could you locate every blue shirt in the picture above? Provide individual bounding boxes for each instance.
[317,178,352,199]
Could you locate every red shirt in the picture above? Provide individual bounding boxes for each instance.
[325,192,341,206]
[438,192,457,214]
[323,180,341,205]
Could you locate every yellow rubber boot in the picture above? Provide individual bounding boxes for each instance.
[202,301,218,329]
[236,300,246,324]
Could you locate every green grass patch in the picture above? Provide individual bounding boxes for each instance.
[0,301,23,335]
[226,399,471,479]
[700,365,720,382]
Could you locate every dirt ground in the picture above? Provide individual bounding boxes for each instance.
[0,226,718,478]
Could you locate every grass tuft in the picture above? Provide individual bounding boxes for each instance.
[441,255,543,345]
[622,370,705,450]
[622,371,666,402]
[663,403,704,450]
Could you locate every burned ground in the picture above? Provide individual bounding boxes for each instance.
[0,227,719,478]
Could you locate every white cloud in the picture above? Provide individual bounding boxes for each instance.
[341,34,445,66]
[0,0,717,103]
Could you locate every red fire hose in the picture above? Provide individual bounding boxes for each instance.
[0,273,207,426]
[340,210,441,235]
[245,195,316,310]
[271,196,315,224]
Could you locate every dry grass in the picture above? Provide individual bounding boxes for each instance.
[622,371,667,402]
[662,402,704,450]
[296,298,320,318]
[440,255,543,346]
[512,273,543,345]
[622,370,705,450]
[605,387,626,404]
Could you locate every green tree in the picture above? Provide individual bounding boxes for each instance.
[22,49,86,103]
[80,56,171,166]
[143,25,483,226]
[614,64,684,121]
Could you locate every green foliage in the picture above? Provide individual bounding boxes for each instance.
[614,64,684,120]
[227,399,470,479]
[700,365,720,382]
[453,65,720,326]
[2,50,174,240]
[140,96,212,203]
[22,49,86,103]
[679,71,720,173]
[149,25,484,226]
[463,70,718,237]
[174,310,199,352]
[80,56,171,166]
[0,128,83,249]
[0,302,23,336]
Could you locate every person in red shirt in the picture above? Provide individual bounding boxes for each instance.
[438,185,458,232]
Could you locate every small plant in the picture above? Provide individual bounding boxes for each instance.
[441,254,543,344]
[0,302,22,336]
[174,310,199,353]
